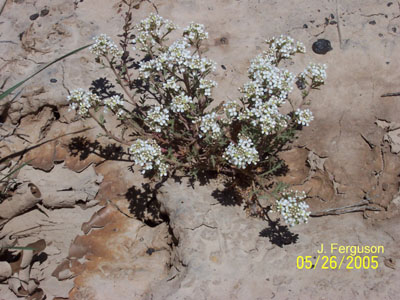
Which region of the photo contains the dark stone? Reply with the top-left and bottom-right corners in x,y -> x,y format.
387,2 -> 393,7
379,33 -> 383,37
220,37 -> 228,44
330,20 -> 337,25
330,13 -> 335,19
386,61 -> 390,65
29,13 -> 39,21
146,248 -> 155,255
50,78 -> 57,83
40,8 -> 49,17
392,27 -> 397,33
221,65 -> 226,70
296,79 -> 306,90
369,20 -> 376,25
312,39 -> 333,54
324,18 -> 329,25
303,24 -> 308,28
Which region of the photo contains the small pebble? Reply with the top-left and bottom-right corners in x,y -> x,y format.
369,20 -> 376,25
330,20 -> 337,25
379,33 -> 383,37
392,27 -> 397,33
146,248 -> 155,255
40,8 -> 49,17
296,79 -> 306,90
221,65 -> 226,70
330,13 -> 335,19
387,2 -> 393,7
303,24 -> 308,28
312,39 -> 333,55
29,13 -> 39,21
50,78 -> 57,83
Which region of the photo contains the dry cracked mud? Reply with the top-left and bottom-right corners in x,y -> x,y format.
1,0 -> 400,299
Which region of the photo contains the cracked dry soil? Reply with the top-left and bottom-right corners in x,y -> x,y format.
1,0 -> 400,299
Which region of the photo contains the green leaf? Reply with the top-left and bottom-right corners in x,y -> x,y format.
99,114 -> 105,125
0,160 -> 32,182
210,155 -> 215,168
0,246 -> 36,251
167,147 -> 173,158
0,44 -> 92,102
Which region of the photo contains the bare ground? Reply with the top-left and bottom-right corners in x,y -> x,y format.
0,0 -> 399,299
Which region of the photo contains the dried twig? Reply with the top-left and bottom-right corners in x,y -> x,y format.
310,200 -> 382,217
381,92 -> 400,97
0,127 -> 94,164
336,0 -> 343,49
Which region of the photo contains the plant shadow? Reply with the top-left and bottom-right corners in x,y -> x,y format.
68,136 -> 130,162
211,184 -> 242,206
259,219 -> 299,248
125,183 -> 167,227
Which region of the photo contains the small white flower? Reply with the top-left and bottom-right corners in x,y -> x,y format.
104,95 -> 124,112
265,35 -> 306,63
223,134 -> 259,169
223,101 -> 240,121
90,34 -> 123,60
298,63 -> 327,86
275,190 -> 310,227
145,105 -> 170,132
199,112 -> 221,139
133,14 -> 177,52
129,139 -> 168,177
67,89 -> 100,116
295,108 -> 313,126
198,79 -> 217,97
163,77 -> 181,93
183,22 -> 209,44
171,93 -> 193,113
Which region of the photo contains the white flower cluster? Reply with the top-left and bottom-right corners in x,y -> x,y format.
245,54 -> 295,101
237,96 -> 286,135
242,102 -> 288,135
198,78 -> 217,97
183,22 -> 208,44
171,93 -> 193,113
223,134 -> 259,169
145,105 -> 170,132
139,39 -> 216,79
132,13 -> 177,51
265,35 -> 306,63
104,95 -> 124,113
275,190 -> 310,227
163,77 -> 181,93
90,34 -> 123,60
67,89 -> 100,116
299,63 -> 327,85
295,108 -> 313,126
198,112 -> 221,139
129,139 -> 168,177
223,101 -> 240,121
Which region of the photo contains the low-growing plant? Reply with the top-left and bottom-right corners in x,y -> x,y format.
67,3 -> 327,227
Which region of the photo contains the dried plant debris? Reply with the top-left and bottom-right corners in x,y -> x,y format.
17,163 -> 103,208
0,239 -> 46,298
0,162 -> 103,299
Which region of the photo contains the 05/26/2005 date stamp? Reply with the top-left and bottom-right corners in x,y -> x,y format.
297,243 -> 384,270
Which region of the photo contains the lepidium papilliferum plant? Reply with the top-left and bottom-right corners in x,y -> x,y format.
67,2 -> 327,228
